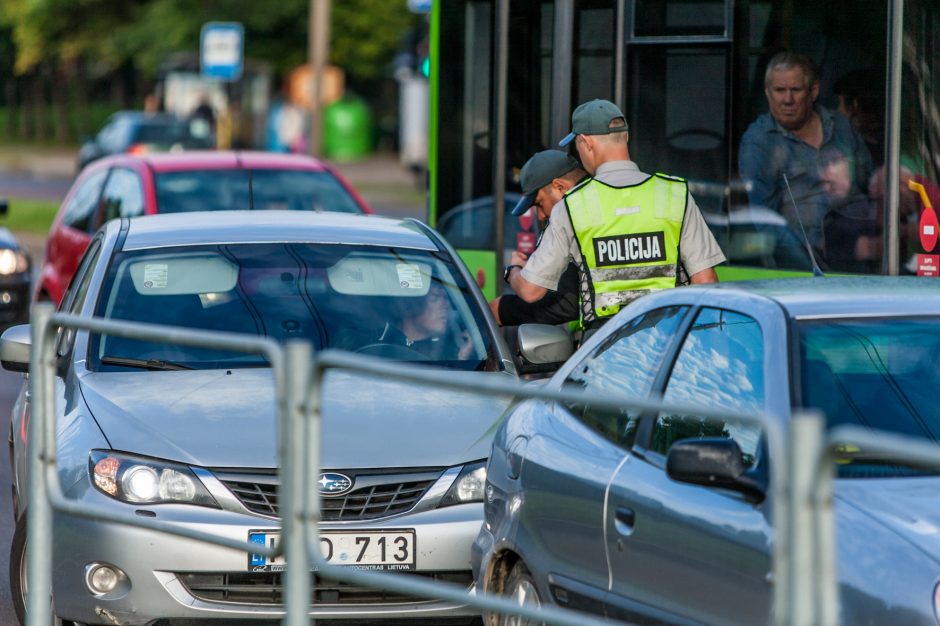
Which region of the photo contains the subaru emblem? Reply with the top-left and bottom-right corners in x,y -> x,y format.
317,472 -> 353,495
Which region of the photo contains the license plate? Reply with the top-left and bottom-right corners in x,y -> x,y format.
248,529 -> 416,572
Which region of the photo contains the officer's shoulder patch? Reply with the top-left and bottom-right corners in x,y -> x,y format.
654,172 -> 686,182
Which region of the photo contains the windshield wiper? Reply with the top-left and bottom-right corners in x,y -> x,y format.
100,356 -> 193,371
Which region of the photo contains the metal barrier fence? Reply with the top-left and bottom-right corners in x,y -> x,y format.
23,304 -> 940,625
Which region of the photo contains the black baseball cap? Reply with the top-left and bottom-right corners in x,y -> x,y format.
558,99 -> 629,147
511,150 -> 580,216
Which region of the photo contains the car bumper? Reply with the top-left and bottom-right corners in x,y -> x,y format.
51,498 -> 484,624
471,523 -> 496,593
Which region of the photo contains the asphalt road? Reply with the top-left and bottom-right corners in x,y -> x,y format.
0,368 -> 23,625
0,173 -> 72,202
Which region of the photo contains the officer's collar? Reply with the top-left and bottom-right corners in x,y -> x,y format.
594,160 -> 640,177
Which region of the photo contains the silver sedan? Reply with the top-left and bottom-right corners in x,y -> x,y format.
3,210 -> 570,624
476,276 -> 940,625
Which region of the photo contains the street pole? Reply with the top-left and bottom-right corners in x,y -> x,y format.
308,0 -> 331,157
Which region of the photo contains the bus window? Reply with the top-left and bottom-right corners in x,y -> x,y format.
893,0 -> 940,276
573,0 -> 617,106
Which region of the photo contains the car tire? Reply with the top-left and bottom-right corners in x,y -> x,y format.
494,561 -> 543,626
10,513 -> 72,626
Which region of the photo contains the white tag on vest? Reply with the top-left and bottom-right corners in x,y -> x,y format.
615,206 -> 641,216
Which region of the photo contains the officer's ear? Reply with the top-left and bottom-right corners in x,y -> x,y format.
550,178 -> 568,193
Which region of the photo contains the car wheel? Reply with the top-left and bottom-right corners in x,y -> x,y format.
10,513 -> 72,626
495,561 -> 543,626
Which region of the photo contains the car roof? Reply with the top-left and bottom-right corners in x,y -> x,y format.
96,150 -> 332,173
118,210 -> 439,251
704,276 -> 940,318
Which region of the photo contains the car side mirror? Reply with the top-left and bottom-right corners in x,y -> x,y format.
511,323 -> 574,375
666,437 -> 765,501
0,324 -> 31,373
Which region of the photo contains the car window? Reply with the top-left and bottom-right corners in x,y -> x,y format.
61,169 -> 108,232
56,237 -> 103,356
562,306 -> 689,447
98,116 -> 133,152
101,168 -> 145,223
651,307 -> 764,467
134,119 -> 212,149
799,316 -> 940,478
89,242 -> 499,372
154,169 -> 364,214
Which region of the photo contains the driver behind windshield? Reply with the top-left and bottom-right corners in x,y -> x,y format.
374,283 -> 473,360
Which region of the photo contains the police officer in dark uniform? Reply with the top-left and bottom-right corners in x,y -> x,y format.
504,100 -> 725,334
489,150 -> 586,326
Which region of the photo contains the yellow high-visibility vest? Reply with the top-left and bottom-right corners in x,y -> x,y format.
565,173 -> 687,322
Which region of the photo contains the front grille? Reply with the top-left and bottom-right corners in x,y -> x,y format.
217,470 -> 440,521
177,570 -> 473,606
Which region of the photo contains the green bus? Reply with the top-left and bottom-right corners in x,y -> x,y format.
426,0 -> 940,299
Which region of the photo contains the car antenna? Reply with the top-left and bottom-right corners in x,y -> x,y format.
782,173 -> 825,277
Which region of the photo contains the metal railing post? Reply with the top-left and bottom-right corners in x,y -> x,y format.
282,341 -> 314,625
787,412 -> 826,626
25,303 -> 55,626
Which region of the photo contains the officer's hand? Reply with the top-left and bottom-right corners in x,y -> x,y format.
510,251 -> 529,266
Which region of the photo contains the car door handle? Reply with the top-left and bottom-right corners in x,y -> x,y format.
614,506 -> 635,536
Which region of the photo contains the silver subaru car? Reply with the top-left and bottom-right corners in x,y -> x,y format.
3,211 -> 570,624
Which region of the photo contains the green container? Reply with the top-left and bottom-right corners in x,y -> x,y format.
323,98 -> 373,162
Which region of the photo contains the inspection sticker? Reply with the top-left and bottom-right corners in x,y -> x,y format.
142,264 -> 169,289
396,264 -> 425,290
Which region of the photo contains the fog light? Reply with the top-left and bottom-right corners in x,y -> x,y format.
88,564 -> 119,593
0,291 -> 11,304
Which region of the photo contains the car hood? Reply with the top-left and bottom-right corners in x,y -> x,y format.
79,368 -> 511,469
0,227 -> 21,249
837,477 -> 940,566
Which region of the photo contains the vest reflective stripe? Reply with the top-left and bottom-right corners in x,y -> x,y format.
565,174 -> 686,321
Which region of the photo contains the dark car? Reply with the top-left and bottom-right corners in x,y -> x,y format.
475,276 -> 940,625
38,151 -> 373,305
0,199 -> 31,328
77,111 -> 214,172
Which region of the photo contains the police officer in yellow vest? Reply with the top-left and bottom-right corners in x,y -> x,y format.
503,99 -> 726,332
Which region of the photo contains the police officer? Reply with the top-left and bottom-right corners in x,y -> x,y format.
504,99 -> 725,333
489,150 -> 586,326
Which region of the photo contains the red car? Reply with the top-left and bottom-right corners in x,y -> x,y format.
38,151 -> 372,304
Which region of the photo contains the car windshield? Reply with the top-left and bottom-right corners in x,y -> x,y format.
154,169 -> 363,214
799,316 -> 940,478
134,121 -> 211,148
90,243 -> 497,372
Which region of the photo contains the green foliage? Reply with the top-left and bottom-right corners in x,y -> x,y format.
0,0 -> 417,81
1,196 -> 58,235
332,0 -> 420,82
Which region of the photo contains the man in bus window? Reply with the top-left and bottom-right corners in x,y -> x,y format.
739,51 -> 873,258
490,150 -> 586,327
502,99 -> 725,336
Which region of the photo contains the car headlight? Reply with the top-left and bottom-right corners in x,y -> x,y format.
0,249 -> 28,275
439,460 -> 487,507
89,450 -> 219,507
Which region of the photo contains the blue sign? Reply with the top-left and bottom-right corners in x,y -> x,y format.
200,22 -> 244,81
407,0 -> 432,13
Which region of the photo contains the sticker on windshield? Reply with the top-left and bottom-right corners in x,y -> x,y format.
396,264 -> 425,290
142,264 -> 169,289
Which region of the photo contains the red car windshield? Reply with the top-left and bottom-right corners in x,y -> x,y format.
154,169 -> 364,214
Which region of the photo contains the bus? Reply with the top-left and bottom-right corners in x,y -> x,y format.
426,0 -> 940,299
